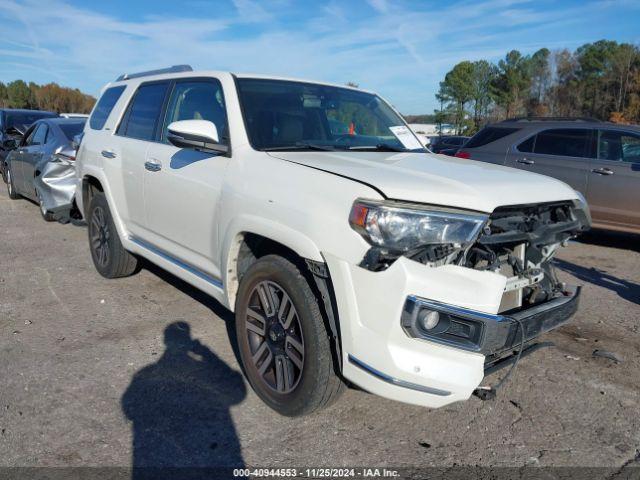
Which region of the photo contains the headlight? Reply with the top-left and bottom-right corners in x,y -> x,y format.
349,199 -> 488,252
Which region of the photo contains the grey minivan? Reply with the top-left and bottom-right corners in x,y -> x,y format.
456,118 -> 640,235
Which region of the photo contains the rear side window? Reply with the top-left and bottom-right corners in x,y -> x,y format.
465,127 -> 519,148
60,121 -> 87,140
118,82 -> 170,141
90,86 -> 126,130
598,130 -> 640,163
534,129 -> 591,158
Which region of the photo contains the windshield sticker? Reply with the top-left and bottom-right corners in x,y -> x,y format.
389,126 -> 422,150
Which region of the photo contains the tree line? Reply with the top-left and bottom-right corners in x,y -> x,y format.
435,39 -> 640,134
0,80 -> 95,114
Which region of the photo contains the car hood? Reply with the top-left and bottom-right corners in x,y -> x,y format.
267,151 -> 579,213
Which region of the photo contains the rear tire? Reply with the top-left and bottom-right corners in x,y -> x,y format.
87,190 -> 138,278
235,255 -> 344,416
6,165 -> 19,199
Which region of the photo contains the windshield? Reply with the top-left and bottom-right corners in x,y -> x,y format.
6,111 -> 57,131
236,78 -> 424,152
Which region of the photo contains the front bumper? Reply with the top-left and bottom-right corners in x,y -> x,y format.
401,285 -> 581,356
325,253 -> 580,408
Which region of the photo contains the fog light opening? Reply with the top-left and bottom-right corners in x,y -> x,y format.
418,309 -> 440,330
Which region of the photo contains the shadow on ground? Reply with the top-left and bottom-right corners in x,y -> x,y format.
555,258 -> 640,306
121,261 -> 248,478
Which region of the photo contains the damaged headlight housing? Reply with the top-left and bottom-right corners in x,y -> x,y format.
349,199 -> 488,253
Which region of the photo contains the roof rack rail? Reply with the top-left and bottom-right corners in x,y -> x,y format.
116,65 -> 193,82
500,116 -> 600,123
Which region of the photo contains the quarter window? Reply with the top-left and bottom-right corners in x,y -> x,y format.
598,130 -> 640,163
533,129 -> 591,158
90,86 -> 126,130
31,124 -> 48,146
118,82 -> 170,141
161,80 -> 228,144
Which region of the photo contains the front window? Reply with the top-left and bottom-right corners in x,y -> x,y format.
236,78 -> 424,152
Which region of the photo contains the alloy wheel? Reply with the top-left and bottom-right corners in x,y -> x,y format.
245,280 -> 305,394
7,170 -> 12,195
89,206 -> 110,267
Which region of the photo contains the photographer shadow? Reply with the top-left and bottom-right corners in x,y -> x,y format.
121,321 -> 246,478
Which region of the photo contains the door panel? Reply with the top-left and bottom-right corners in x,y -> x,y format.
112,81 -> 171,238
587,129 -> 640,229
109,137 -> 149,237
142,78 -> 231,279
143,143 -> 230,278
506,128 -> 592,194
21,124 -> 48,199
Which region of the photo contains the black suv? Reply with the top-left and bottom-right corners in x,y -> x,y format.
0,109 -> 58,182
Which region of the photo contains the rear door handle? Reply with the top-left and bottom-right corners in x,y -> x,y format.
516,158 -> 535,165
101,150 -> 116,159
144,160 -> 161,172
591,168 -> 614,176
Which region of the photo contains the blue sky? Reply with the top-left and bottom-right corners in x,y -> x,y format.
1,0 -> 639,113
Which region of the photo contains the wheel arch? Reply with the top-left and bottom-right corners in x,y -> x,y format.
222,224 -> 343,372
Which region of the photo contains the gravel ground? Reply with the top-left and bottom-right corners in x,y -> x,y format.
1,186 -> 639,477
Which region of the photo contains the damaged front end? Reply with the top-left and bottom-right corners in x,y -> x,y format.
464,200 -> 590,313
354,198 -> 590,313
34,147 -> 77,221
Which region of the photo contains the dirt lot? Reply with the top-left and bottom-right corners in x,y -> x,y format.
1,185 -> 639,477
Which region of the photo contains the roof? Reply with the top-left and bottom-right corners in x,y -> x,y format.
1,108 -> 57,115
46,117 -> 86,125
494,118 -> 640,131
107,67 -> 371,95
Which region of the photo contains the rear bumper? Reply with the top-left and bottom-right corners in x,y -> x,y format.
326,253 -> 580,408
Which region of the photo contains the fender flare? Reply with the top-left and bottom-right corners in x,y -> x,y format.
220,214 -> 324,309
80,168 -> 129,243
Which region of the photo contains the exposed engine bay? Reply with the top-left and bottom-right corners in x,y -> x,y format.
360,200 -> 590,312
465,201 -> 589,311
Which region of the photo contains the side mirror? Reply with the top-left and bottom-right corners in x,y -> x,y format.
167,120 -> 228,154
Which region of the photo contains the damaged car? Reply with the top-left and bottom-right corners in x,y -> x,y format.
76,66 -> 591,416
1,108 -> 59,182
5,117 -> 85,222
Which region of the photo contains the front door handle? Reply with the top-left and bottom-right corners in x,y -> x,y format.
516,158 -> 535,165
144,160 -> 161,172
101,150 -> 116,159
591,167 -> 614,176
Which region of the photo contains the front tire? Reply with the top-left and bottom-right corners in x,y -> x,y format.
87,190 -> 138,278
235,255 -> 343,416
6,165 -> 19,199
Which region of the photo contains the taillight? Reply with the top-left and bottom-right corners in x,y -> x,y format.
455,150 -> 470,159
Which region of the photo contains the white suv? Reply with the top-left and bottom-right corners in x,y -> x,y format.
75,65 -> 590,416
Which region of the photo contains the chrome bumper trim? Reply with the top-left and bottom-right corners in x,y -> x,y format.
348,354 -> 451,397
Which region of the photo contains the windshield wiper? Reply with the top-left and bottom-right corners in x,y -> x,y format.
347,143 -> 415,152
263,143 -> 336,152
